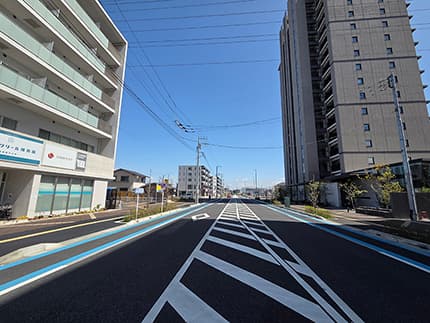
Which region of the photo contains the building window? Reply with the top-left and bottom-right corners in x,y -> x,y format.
386,47 -> 393,55
352,36 -> 359,43
405,139 -> 409,147
368,157 -> 375,165
384,34 -> 391,41
359,92 -> 366,99
350,23 -> 357,30
120,176 -> 129,182
363,123 -> 370,131
347,0 -> 353,4
35,176 -> 93,214
365,139 -> 373,147
397,90 -> 401,98
38,129 -> 95,153
402,122 -> 406,130
353,49 -> 360,57
389,61 -> 396,69
361,107 -> 368,115
379,8 -> 386,15
1,117 -> 17,130
378,0 -> 384,3
357,77 -> 364,85
382,20 -> 389,27
399,106 -> 404,114
355,63 -> 362,71
348,10 -> 354,17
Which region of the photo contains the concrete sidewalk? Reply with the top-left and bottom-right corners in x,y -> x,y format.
290,204 -> 430,245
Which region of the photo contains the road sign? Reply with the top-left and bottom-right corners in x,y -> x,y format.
134,188 -> 144,194
156,184 -> 162,192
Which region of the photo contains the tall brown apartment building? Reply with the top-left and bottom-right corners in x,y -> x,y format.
279,0 -> 430,200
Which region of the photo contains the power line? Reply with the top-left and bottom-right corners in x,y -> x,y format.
113,0 -> 193,124
104,0 -> 256,11
130,38 -> 279,48
113,9 -> 285,22
128,33 -> 278,44
127,58 -> 279,67
122,21 -> 281,32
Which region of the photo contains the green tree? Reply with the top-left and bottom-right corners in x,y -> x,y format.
364,165 -> 403,208
340,179 -> 367,209
306,180 -> 321,208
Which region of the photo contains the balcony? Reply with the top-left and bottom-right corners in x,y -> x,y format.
61,0 -> 122,65
13,0 -> 118,89
0,63 -> 111,138
0,11 -> 115,112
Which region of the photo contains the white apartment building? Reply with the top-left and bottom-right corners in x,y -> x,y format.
0,0 -> 127,218
177,165 -> 211,199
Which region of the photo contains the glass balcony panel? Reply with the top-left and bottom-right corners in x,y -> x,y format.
21,0 -> 106,72
0,11 -> 104,100
0,64 -> 104,133
67,0 -> 109,48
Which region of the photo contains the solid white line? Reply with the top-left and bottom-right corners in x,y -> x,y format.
216,221 -> 243,229
211,227 -> 256,241
167,282 -> 228,322
206,236 -> 276,264
237,203 -> 349,323
242,220 -> 265,227
195,250 -> 333,323
245,202 -> 364,323
142,202 -> 232,322
263,239 -> 284,248
249,227 -> 270,234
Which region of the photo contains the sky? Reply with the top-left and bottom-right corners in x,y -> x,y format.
99,0 -> 430,189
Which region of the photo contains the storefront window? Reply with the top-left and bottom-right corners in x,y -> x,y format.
35,176 -> 56,212
68,179 -> 82,211
36,176 -> 93,214
81,180 -> 93,209
52,177 -> 70,211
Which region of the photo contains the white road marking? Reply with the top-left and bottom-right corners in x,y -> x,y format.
242,202 -> 364,323
206,235 -> 276,264
216,221 -> 244,229
196,250 -> 333,323
166,282 -> 227,322
191,213 -> 210,221
143,200 -> 363,322
211,227 -> 257,241
248,227 -> 270,234
242,220 -> 265,227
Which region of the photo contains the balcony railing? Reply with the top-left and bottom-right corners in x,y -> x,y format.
0,11 -> 108,101
0,63 -> 111,134
21,0 -> 107,74
66,0 -> 122,63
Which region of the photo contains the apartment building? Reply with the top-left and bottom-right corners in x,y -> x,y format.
0,0 -> 127,217
177,165 -> 211,199
280,0 -> 430,200
210,175 -> 224,198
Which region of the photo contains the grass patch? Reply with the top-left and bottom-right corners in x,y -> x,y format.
304,206 -> 332,219
123,203 -> 183,222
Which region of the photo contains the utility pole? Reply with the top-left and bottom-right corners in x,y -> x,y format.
254,169 -> 258,198
195,137 -> 202,204
388,74 -> 418,221
147,169 -> 152,210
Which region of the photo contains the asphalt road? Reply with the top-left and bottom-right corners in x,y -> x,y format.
0,199 -> 429,322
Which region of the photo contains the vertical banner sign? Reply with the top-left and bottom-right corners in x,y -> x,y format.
76,153 -> 87,170
0,129 -> 43,165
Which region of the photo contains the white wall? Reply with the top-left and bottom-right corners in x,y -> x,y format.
92,180 -> 108,209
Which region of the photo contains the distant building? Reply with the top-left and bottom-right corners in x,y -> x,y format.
177,165 -> 211,198
210,175 -> 224,198
109,168 -> 148,192
0,0 -> 127,217
279,0 -> 430,201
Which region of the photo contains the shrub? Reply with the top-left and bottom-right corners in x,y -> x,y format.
304,206 -> 332,219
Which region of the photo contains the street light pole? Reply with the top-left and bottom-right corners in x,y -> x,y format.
388,74 -> 418,221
